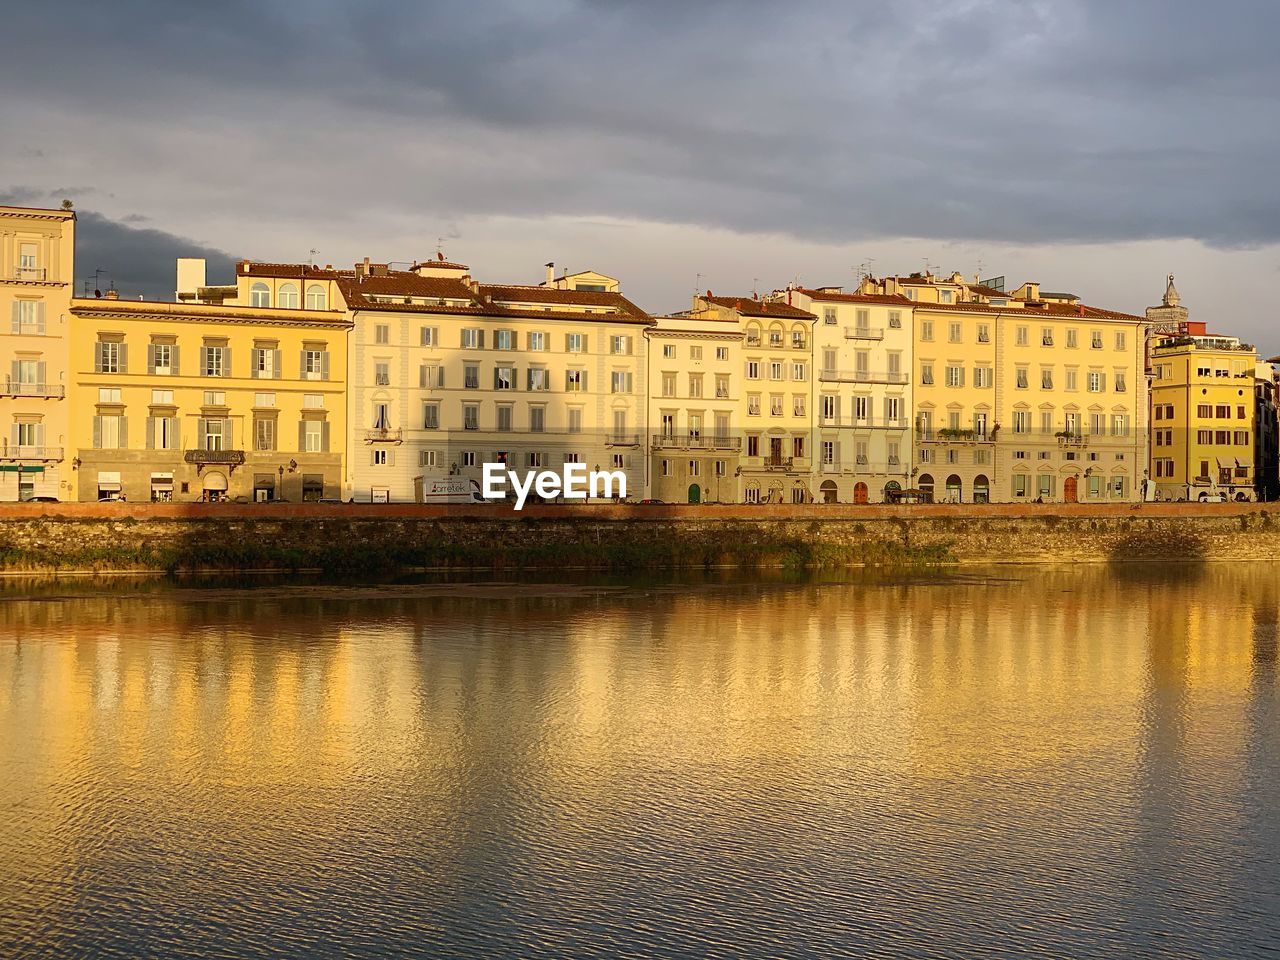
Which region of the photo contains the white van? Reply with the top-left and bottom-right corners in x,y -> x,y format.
413,475 -> 487,504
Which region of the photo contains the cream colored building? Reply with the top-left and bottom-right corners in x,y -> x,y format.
0,205 -> 74,500
861,272 -> 1148,502
68,291 -> 349,503
782,287 -> 913,503
687,295 -> 816,504
645,313 -> 742,503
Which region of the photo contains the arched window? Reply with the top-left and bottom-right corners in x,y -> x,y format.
250,282 -> 270,308
973,474 -> 990,504
305,284 -> 326,310
278,282 -> 299,309
945,474 -> 962,502
820,479 -> 838,504
918,473 -> 935,502
744,481 -> 761,504
746,323 -> 762,346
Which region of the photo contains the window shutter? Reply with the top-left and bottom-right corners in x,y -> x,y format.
94,342 -> 104,372
527,369 -> 534,391
298,420 -> 307,452
321,421 -> 330,453
9,303 -> 17,335
461,330 -> 468,348
9,360 -> 18,387
626,372 -> 634,393
581,371 -> 587,392
147,344 -> 157,375
272,348 -> 282,379
170,344 -> 180,376
200,346 -> 208,374
118,343 -> 128,374
93,415 -> 102,449
477,330 -> 485,350
34,423 -> 44,447
223,347 -> 231,377
146,417 -> 156,450
321,352 -> 330,381
494,367 -> 501,389
36,361 -> 46,389
119,417 -> 128,449
36,303 -> 46,335
299,350 -> 307,378
419,364 -> 427,388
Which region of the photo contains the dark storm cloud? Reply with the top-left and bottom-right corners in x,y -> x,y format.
3,0 -> 1279,248
2,187 -> 238,299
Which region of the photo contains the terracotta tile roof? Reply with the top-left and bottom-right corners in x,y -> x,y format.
238,261 -> 344,280
912,299 -> 1143,321
410,258 -> 470,271
337,273 -> 477,305
794,288 -> 915,306
701,295 -> 815,319
479,284 -> 650,321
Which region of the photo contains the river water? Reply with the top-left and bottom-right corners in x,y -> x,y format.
1,565 -> 1277,959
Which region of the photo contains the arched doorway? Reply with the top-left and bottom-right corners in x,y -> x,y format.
945,474 -> 962,502
1064,475 -> 1078,503
918,473 -> 935,503
853,482 -> 869,504
973,474 -> 990,504
202,472 -> 228,503
883,480 -> 902,503
687,483 -> 701,504
820,480 -> 838,504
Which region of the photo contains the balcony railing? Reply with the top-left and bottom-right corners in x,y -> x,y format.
0,445 -> 62,461
763,455 -> 794,470
1056,433 -> 1088,447
844,326 -> 885,340
917,429 -> 996,444
365,427 -> 404,443
183,449 -> 246,466
0,382 -> 64,398
651,434 -> 742,451
819,417 -> 909,430
605,433 -> 641,447
11,265 -> 47,281
819,369 -> 909,385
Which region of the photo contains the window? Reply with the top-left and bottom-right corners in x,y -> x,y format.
920,363 -> 934,385
494,329 -> 514,350
254,418 -> 276,451
945,365 -> 964,388
250,282 -> 270,307
771,395 -> 784,417
792,329 -> 807,349
661,459 -> 672,478
948,322 -> 962,343
716,347 -> 728,361
688,460 -> 700,477
1066,329 -> 1077,348
252,346 -> 277,379
661,372 -> 676,397
610,335 -> 632,355
940,290 -> 953,304
462,328 -> 483,349
565,369 -> 586,392
1112,415 -> 1129,436
769,361 -> 784,380
1040,368 -> 1053,390
420,326 -> 439,347
792,362 -> 807,381
823,307 -> 837,325
715,375 -> 730,398
566,333 -> 585,353
304,349 -> 327,381
462,451 -> 477,468
374,324 -> 390,345
1115,331 -> 1126,350
464,364 -> 479,389
202,418 -> 225,451
495,366 -> 515,390
746,361 -> 760,380
203,390 -> 226,406
95,341 -> 123,374
1065,369 -> 1078,391
854,396 -> 869,420
974,367 -> 991,388
420,450 -> 438,469
372,449 -> 388,466
1013,410 -> 1030,434
530,406 -> 546,433
793,395 -> 806,417
202,344 -> 228,377
278,283 -> 299,309
689,373 -> 703,398
13,300 -> 45,335
1016,366 -> 1028,389
888,311 -> 902,329
1091,331 -> 1103,349
305,284 -> 326,310
1016,326 -> 1028,347
977,324 -> 989,343
420,364 -> 444,389
527,368 -> 550,391
149,342 -> 176,376
423,403 -> 439,430
463,404 -> 479,430
93,414 -> 126,449
920,320 -> 934,341
610,371 -> 633,394
748,395 -> 760,416
1087,372 -> 1104,392
1114,373 -> 1127,392
663,344 -> 676,359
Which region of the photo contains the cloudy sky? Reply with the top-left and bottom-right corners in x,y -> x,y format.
4,0 -> 1279,349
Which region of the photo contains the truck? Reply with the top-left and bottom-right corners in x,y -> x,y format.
413,475 -> 488,504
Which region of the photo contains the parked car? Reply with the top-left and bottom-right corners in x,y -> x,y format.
25,495 -> 59,503
637,498 -> 666,505
1198,492 -> 1227,503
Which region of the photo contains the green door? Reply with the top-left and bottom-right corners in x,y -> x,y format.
688,483 -> 701,504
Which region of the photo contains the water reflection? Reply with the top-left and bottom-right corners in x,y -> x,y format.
1,567 -> 1277,958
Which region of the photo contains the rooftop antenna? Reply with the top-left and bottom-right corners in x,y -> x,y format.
695,272 -> 704,297
308,248 -> 318,267
437,237 -> 446,258
752,277 -> 760,298
90,267 -> 105,298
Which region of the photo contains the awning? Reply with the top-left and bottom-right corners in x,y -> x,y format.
203,473 -> 228,491
97,482 -> 122,492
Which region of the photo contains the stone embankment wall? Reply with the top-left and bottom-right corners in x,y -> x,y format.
0,502 -> 1277,573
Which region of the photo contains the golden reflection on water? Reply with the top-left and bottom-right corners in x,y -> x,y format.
0,567 -> 1277,958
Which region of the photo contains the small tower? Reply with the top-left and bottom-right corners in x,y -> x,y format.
1146,273 -> 1189,332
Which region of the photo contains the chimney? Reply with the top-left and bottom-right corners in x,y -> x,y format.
355,257 -> 372,278
104,288 -> 119,300
545,262 -> 555,285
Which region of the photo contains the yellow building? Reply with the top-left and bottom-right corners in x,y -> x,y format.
67,295 -> 350,502
688,294 -> 816,504
862,272 -> 1147,502
645,313 -> 742,503
1149,332 -> 1257,501
1,204 -> 75,501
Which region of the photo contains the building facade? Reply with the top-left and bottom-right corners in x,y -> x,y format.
784,287 -> 914,503
859,272 -> 1148,503
68,296 -> 349,502
1,205 -> 74,501
645,313 -> 742,503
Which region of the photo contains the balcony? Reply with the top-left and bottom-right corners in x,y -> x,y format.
844,326 -> 885,340
0,382 -> 64,399
919,429 -> 996,444
819,417 -> 910,430
763,455 -> 794,470
0,445 -> 62,462
818,369 -> 910,385
10,265 -> 47,281
365,427 -> 404,444
605,433 -> 641,447
1056,432 -> 1088,448
651,434 -> 742,451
